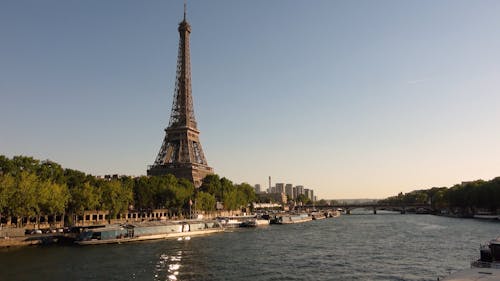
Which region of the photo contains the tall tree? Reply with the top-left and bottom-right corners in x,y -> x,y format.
133,176 -> 156,210
167,178 -> 195,214
235,183 -> 256,204
69,182 -> 100,215
195,192 -> 216,212
200,174 -> 222,200
10,171 -> 39,226
38,160 -> 65,184
0,155 -> 14,174
11,156 -> 40,175
99,180 -> 133,222
0,173 -> 15,223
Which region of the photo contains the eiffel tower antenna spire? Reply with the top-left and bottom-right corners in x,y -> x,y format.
148,3 -> 214,187
183,0 -> 187,21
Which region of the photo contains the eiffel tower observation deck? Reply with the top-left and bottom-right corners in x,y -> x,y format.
147,6 -> 214,187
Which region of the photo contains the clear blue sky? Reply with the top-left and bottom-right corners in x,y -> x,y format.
2,0 -> 500,199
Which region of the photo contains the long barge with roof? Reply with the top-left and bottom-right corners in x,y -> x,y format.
75,220 -> 224,245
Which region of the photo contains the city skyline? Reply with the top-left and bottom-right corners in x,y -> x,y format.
1,1 -> 500,199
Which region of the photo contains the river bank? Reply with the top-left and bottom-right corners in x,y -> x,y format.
0,211 -> 337,248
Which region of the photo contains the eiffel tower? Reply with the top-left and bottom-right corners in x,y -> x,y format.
147,5 -> 214,187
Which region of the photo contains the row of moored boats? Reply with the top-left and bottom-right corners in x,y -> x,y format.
75,211 -> 339,245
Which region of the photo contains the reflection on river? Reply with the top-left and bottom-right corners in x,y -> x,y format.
1,213 -> 499,281
154,250 -> 182,281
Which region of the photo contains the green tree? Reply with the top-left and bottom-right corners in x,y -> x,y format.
10,171 -> 39,226
167,178 -> 195,214
223,188 -> 240,211
0,155 -> 14,175
133,176 -> 156,210
220,177 -> 234,198
200,174 -> 222,200
235,183 -> 256,204
99,180 -> 133,222
69,182 -> 100,215
10,156 -> 40,175
37,180 -> 70,225
157,175 -> 181,209
429,187 -> 448,209
38,160 -> 65,184
195,192 -> 216,212
64,169 -> 88,189
0,173 -> 15,223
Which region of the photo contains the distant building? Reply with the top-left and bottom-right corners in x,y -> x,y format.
269,186 -> 276,193
295,185 -> 304,196
305,189 -> 314,201
273,192 -> 287,204
254,184 -> 261,193
285,184 -> 293,200
259,181 -> 315,204
256,192 -> 287,204
252,202 -> 281,209
275,183 -> 285,194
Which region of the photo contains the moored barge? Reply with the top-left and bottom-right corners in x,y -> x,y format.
75,220 -> 223,245
272,213 -> 312,224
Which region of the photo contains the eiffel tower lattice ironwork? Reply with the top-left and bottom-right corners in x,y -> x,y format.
147,8 -> 213,187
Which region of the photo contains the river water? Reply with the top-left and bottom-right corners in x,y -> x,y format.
1,213 -> 499,281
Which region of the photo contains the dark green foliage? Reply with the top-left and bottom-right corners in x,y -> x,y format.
379,179 -> 500,212
99,179 -> 133,221
0,155 -> 257,224
200,174 -> 222,200
195,192 -> 216,212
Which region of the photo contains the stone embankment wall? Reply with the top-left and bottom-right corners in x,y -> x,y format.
0,227 -> 24,238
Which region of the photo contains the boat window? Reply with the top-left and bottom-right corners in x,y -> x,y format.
91,232 -> 102,240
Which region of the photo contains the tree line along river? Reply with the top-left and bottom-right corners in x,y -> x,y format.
0,212 -> 499,281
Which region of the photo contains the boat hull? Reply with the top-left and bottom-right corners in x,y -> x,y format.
75,221 -> 224,245
274,214 -> 312,224
76,228 -> 224,245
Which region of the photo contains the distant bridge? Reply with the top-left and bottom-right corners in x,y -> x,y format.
297,203 -> 433,214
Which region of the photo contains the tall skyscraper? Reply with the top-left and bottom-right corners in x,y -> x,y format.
275,183 -> 285,194
285,184 -> 293,199
254,184 -> 261,193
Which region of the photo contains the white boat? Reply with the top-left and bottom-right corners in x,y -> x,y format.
220,219 -> 241,228
473,214 -> 499,220
273,213 -> 312,224
329,210 -> 341,218
239,218 -> 270,227
311,212 -> 327,220
216,215 -> 256,228
75,220 -> 224,245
